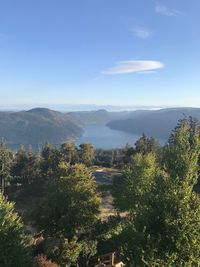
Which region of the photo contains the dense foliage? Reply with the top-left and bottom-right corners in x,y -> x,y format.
0,193 -> 31,267
1,117 -> 200,266
113,118 -> 200,266
33,163 -> 100,237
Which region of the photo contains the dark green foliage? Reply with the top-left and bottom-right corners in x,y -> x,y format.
33,164 -> 100,237
0,193 -> 32,267
122,135 -> 160,164
113,119 -> 200,266
51,237 -> 83,267
80,239 -> 97,267
113,152 -> 158,213
78,143 -> 94,166
0,140 -> 11,192
92,216 -> 125,257
164,117 -> 200,185
11,146 -> 40,185
94,149 -> 114,167
60,141 -> 77,165
40,144 -> 61,180
94,148 -> 125,167
134,133 -> 160,155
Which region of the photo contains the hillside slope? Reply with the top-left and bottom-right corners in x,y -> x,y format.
66,109 -> 128,125
0,108 -> 83,144
107,108 -> 200,139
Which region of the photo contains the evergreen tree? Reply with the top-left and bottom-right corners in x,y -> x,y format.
60,141 -> 77,165
114,119 -> 200,266
33,164 -> 100,237
40,144 -> 61,180
134,133 -> 160,155
12,146 -> 40,184
0,193 -> 31,267
78,143 -> 94,166
0,140 -> 11,193
113,152 -> 158,214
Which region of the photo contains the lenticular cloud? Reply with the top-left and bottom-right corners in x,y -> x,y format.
102,60 -> 164,75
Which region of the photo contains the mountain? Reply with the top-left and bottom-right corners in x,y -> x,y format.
107,108 -> 200,140
0,108 -> 83,145
1,107 -> 200,147
66,109 -> 128,125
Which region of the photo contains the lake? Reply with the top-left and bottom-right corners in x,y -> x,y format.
76,124 -> 143,149
7,124 -> 165,151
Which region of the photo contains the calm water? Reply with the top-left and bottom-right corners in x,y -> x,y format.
7,124 -> 165,151
76,124 -> 143,149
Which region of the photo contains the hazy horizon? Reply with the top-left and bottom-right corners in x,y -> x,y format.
0,103 -> 194,112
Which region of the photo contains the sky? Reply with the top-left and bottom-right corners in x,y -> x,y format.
0,0 -> 200,109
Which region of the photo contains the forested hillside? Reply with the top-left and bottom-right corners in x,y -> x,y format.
1,118 -> 200,266
0,108 -> 83,144
107,108 -> 200,139
2,107 -> 200,146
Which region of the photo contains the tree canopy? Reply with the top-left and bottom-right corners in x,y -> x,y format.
113,118 -> 200,266
0,193 -> 31,267
33,163 -> 100,237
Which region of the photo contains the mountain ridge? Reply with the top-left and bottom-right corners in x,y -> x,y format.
107,107 -> 200,139
0,108 -> 83,144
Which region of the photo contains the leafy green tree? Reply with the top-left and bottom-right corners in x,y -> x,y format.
52,237 -> 82,267
164,117 -> 200,185
113,152 -> 158,213
78,143 -> 94,166
33,164 -> 100,237
60,141 -> 77,165
114,119 -> 200,266
40,144 -> 61,180
0,140 -> 11,193
0,193 -> 31,267
12,146 -> 40,184
123,144 -> 135,164
80,239 -> 97,267
94,149 -> 114,167
122,135 -> 160,164
134,133 -> 160,155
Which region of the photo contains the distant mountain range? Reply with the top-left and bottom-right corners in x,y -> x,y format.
0,104 -> 167,112
0,107 -> 200,146
66,109 -> 127,125
107,108 -> 200,139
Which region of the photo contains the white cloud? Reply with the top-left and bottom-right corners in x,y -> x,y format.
155,3 -> 182,16
102,60 -> 164,75
130,26 -> 152,39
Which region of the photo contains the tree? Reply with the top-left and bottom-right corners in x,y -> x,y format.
12,146 -> 40,185
164,117 -> 200,185
78,144 -> 94,166
113,152 -> 158,213
33,164 -> 100,237
0,140 -> 11,193
60,141 -> 77,165
0,193 -> 31,267
114,119 -> 200,266
52,237 -> 82,267
134,133 -> 160,155
80,239 -> 97,267
40,144 -> 61,180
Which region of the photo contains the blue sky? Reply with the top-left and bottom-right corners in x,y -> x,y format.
0,0 -> 200,108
